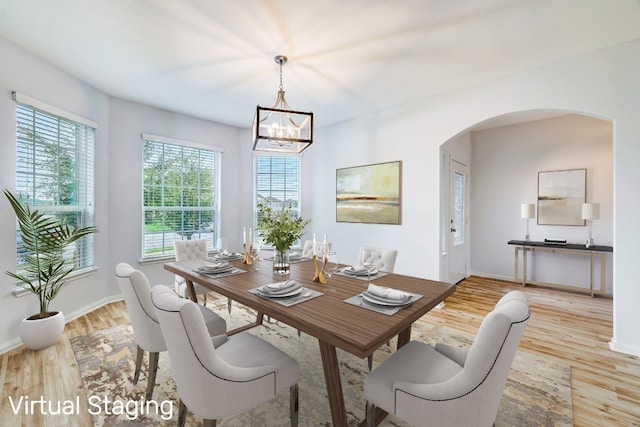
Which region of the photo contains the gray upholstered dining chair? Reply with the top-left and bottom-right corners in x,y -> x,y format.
115,262 -> 227,400
173,239 -> 212,304
358,246 -> 398,273
301,239 -> 333,258
363,290 -> 530,427
359,246 -> 398,370
151,285 -> 300,427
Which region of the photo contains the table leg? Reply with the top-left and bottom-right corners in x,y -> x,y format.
397,326 -> 412,348
589,252 -> 594,297
522,246 -> 528,286
318,341 -> 348,427
185,279 -> 197,302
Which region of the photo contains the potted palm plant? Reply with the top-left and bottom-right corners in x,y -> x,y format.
256,203 -> 310,275
4,190 -> 98,350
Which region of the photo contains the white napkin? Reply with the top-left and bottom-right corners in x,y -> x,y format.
366,284 -> 411,302
346,265 -> 368,274
258,280 -> 300,295
198,261 -> 230,273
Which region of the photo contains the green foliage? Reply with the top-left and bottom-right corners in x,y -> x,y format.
142,141 -> 216,234
4,190 -> 99,318
256,204 -> 310,253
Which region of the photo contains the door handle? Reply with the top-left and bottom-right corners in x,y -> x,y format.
450,228 -> 457,233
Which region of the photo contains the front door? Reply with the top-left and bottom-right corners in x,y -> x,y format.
448,159 -> 468,284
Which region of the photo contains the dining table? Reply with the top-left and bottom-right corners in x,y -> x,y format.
164,256 -> 456,427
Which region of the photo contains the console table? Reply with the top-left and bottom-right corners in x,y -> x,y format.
508,240 -> 613,296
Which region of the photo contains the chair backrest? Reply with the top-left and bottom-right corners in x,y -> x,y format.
359,247 -> 398,272
174,239 -> 208,261
301,239 -> 333,258
114,262 -> 166,352
396,290 -> 530,426
151,285 -> 276,419
460,291 -> 530,424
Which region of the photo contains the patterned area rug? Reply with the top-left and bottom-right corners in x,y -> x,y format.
71,300 -> 572,426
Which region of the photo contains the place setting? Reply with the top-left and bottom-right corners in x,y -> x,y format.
191,260 -> 247,278
208,250 -> 244,261
248,279 -> 323,307
335,264 -> 388,281
345,283 -> 422,315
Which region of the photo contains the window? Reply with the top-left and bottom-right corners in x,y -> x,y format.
15,99 -> 96,273
142,136 -> 221,258
254,156 -> 302,244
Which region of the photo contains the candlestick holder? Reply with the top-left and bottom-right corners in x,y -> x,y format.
312,254 -> 327,284
242,243 -> 253,265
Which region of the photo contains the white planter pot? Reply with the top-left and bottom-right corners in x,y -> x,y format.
20,311 -> 65,350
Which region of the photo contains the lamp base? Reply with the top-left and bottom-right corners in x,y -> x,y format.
524,234 -> 530,242
585,238 -> 595,248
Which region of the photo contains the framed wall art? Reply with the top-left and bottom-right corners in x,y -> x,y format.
537,168 -> 586,226
336,161 -> 401,224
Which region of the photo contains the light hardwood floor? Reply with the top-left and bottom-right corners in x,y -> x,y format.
1,276 -> 639,426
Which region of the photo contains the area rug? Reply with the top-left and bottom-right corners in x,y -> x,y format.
71,301 -> 572,426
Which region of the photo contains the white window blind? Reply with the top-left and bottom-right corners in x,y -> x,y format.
254,156 -> 302,244
15,102 -> 96,272
142,138 -> 221,258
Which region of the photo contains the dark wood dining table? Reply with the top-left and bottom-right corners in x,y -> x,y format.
164,257 -> 456,427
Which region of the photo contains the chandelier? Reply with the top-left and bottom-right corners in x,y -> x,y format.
253,55 -> 313,153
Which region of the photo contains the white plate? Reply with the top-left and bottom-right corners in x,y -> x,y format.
362,292 -> 411,306
198,266 -> 235,274
258,287 -> 302,298
347,268 -> 378,276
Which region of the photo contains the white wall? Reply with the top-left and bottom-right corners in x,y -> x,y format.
0,37 -> 112,351
106,97 -> 247,288
311,41 -> 640,356
470,114 -> 613,293
0,38 -> 250,352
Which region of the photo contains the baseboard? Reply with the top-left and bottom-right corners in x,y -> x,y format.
468,271 -> 514,282
609,339 -> 640,358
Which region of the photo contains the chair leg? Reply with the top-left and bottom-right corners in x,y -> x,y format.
146,351 -> 160,400
290,384 -> 299,427
203,292 -> 208,305
367,354 -> 373,371
365,400 -> 376,427
227,297 -> 232,314
178,399 -> 187,427
133,346 -> 144,384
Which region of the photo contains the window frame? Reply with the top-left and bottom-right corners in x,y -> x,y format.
141,134 -> 222,260
253,154 -> 303,248
12,92 -> 97,277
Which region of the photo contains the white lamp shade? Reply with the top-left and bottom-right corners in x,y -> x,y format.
582,203 -> 600,220
521,203 -> 535,219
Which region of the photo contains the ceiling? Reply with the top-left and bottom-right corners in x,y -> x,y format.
1,0 -> 639,129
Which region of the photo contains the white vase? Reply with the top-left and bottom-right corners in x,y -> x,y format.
20,311 -> 65,350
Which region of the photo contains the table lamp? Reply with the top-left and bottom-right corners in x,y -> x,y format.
521,203 -> 535,241
582,203 -> 600,248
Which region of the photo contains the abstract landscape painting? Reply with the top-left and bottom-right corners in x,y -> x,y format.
336,161 -> 401,224
537,169 -> 586,226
